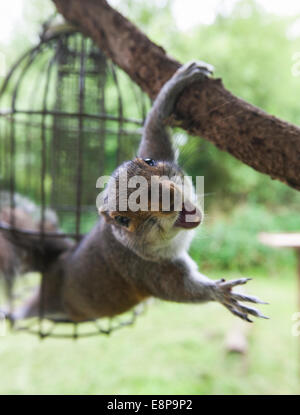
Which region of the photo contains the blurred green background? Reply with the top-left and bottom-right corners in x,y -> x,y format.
0,0 -> 299,395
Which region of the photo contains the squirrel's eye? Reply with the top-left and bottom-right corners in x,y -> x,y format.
143,158 -> 156,166
114,216 -> 130,228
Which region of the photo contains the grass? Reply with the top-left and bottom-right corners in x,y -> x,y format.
0,271 -> 299,395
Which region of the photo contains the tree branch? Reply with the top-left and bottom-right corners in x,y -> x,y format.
53,0 -> 300,191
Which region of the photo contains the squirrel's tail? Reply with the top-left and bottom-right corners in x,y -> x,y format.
0,199 -> 73,302
0,224 -> 74,273
0,223 -> 74,320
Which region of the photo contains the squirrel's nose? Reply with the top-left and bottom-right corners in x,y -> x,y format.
153,180 -> 183,213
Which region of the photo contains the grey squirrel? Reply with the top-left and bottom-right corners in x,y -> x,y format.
2,62 -> 268,323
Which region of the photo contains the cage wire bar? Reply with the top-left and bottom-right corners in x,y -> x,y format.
0,20 -> 149,339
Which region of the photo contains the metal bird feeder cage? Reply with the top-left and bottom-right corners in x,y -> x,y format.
0,19 -> 149,338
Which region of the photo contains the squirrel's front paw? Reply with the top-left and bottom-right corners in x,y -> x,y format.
212,278 -> 269,323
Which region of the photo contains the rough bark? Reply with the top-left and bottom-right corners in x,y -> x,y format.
53,0 -> 300,191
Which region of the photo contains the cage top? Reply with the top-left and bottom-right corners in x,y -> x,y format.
0,21 -> 145,127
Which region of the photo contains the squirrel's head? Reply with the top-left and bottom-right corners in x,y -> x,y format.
98,158 -> 202,260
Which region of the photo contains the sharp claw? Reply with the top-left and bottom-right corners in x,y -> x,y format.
215,276 -> 269,322
224,304 -> 253,323
232,292 -> 269,305
221,277 -> 252,288
234,303 -> 270,320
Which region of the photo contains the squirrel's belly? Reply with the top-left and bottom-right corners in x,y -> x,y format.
62,268 -> 149,322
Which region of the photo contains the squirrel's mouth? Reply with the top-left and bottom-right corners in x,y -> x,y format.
174,204 -> 202,229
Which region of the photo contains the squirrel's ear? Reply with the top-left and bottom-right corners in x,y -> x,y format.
98,207 -> 114,224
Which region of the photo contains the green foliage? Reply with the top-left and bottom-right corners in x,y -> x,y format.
190,204 -> 298,272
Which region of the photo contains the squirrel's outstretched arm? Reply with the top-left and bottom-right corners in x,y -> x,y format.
142,254 -> 268,323
138,62 -> 213,162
